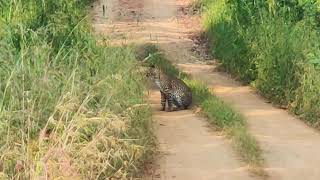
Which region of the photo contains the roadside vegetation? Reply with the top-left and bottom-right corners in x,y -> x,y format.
0,0 -> 154,179
141,44 -> 266,177
197,0 -> 320,128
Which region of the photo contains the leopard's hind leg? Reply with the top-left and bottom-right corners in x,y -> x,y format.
166,93 -> 174,112
173,97 -> 184,111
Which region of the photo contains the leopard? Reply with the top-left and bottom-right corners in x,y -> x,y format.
146,67 -> 192,112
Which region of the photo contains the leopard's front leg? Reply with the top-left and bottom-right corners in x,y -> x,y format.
166,93 -> 173,112
160,91 -> 166,111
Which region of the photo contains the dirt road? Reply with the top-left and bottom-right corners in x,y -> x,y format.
91,0 -> 320,180
148,91 -> 254,179
179,63 -> 320,180
91,0 -> 254,179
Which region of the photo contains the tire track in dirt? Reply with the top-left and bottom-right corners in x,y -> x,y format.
91,0 -> 256,179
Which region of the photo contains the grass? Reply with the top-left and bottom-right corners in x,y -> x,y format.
141,44 -> 266,177
0,0 -> 154,179
188,81 -> 266,177
199,0 -> 320,129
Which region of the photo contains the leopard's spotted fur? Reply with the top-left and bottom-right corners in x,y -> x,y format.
147,68 -> 192,111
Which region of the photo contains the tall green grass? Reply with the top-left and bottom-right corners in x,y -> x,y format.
201,0 -> 320,127
0,1 -> 153,179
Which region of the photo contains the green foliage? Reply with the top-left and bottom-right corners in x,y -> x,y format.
202,0 -> 320,125
202,96 -> 244,128
0,0 -> 153,179
186,80 -> 211,105
203,0 -> 257,82
0,0 -> 93,51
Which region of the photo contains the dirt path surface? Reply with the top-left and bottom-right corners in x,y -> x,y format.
179,63 -> 320,180
148,92 -> 254,180
91,0 -> 255,179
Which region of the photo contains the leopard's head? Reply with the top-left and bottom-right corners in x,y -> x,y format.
146,66 -> 160,79
146,67 -> 162,87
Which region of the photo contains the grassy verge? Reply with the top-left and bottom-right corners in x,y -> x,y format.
198,0 -> 320,128
0,1 -> 154,179
188,81 -> 266,177
140,44 -> 266,177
